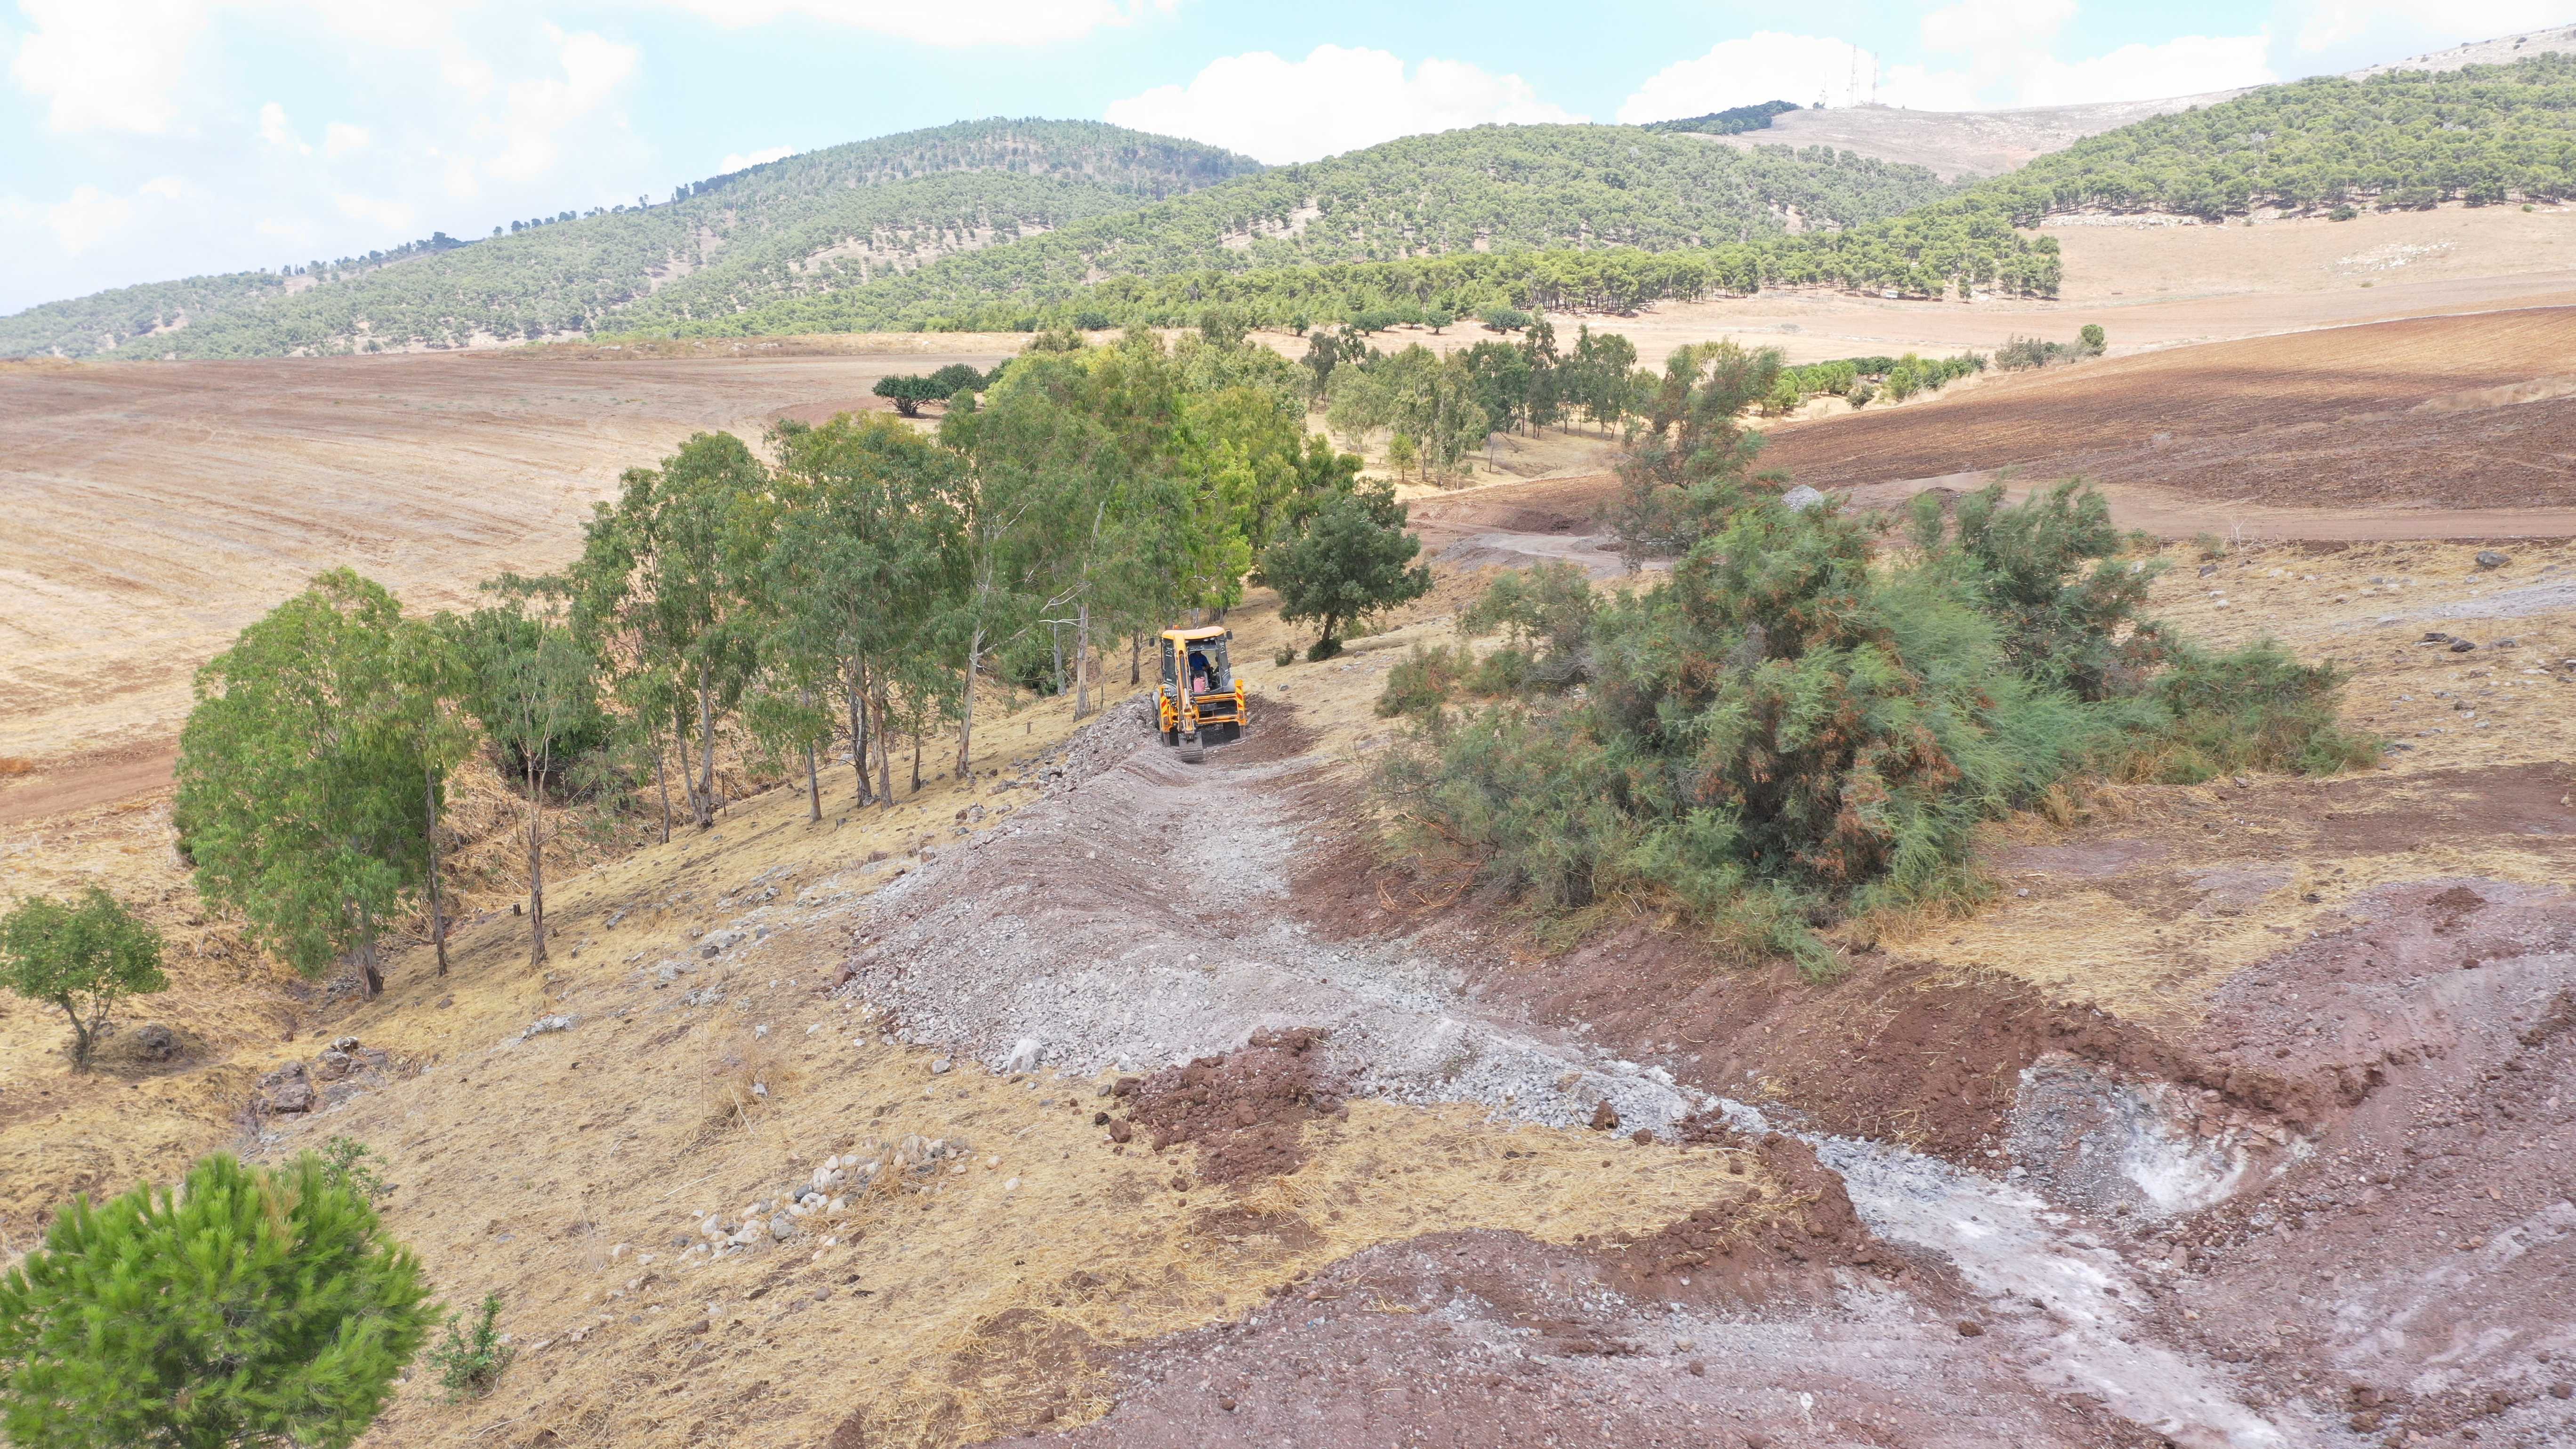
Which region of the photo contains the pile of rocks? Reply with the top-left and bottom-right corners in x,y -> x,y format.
676,1135 -> 969,1260
255,1036 -> 391,1115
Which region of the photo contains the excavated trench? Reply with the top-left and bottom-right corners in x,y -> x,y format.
829,701 -> 2576,1449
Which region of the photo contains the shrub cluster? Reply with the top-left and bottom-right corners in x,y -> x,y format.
1380,345 -> 2375,972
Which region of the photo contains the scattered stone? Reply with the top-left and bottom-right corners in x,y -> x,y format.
130,1023 -> 180,1063
2450,639 -> 2476,652
770,1216 -> 796,1241
1956,1320 -> 1985,1337
258,1062 -> 315,1114
2476,550 -> 2511,570
1589,1101 -> 1621,1132
522,1014 -> 576,1040
1001,1037 -> 1044,1073
1779,484 -> 1825,512
930,1056 -> 953,1076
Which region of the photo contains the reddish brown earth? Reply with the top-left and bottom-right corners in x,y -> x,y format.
1754,307 -> 2576,510
1115,1027 -> 1347,1183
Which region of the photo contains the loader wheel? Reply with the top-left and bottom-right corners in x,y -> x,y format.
1181,731 -> 1205,764
1163,728 -> 1178,748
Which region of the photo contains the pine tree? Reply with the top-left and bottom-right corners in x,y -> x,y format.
0,1153 -> 434,1449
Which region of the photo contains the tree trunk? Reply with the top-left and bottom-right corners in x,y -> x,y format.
1074,598 -> 1092,719
1049,625 -> 1065,700
653,732 -> 672,845
526,759 -> 548,966
59,999 -> 94,1070
424,765 -> 449,977
695,662 -> 717,828
911,732 -> 923,793
954,627 -> 982,780
874,690 -> 895,805
845,660 -> 872,806
1130,632 -> 1141,686
358,903 -> 385,997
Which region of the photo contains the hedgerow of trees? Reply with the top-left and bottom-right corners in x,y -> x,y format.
1644,100 -> 1802,136
1379,340 -> 2377,973
169,323 -> 1383,996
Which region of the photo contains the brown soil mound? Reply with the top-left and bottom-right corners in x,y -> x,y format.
994,1226 -> 2161,1449
1601,1132 -> 1891,1308
1117,1027 -> 1346,1183
1753,305 -> 2576,510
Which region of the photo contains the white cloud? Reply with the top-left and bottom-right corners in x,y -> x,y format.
719,145 -> 796,173
45,185 -> 137,254
1618,32 -> 1884,122
254,216 -> 309,243
2290,1 -> 2568,53
139,175 -> 191,201
334,192 -> 415,230
656,0 -> 1177,47
1107,45 -> 1582,164
11,0 -> 209,134
1623,5 -> 2273,119
487,26 -> 640,183
2009,33 -> 2275,106
323,121 -> 371,157
258,101 -> 310,153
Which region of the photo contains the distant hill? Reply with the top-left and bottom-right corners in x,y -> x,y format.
640,124 -> 1958,336
0,120 -> 1259,361
1975,52 -> 2576,220
1693,24 -> 2576,183
1691,93 -> 2252,182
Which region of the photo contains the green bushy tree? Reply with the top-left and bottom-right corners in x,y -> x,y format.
175,570 -> 435,995
0,1153 -> 434,1449
0,888 -> 167,1069
1260,478 -> 1432,660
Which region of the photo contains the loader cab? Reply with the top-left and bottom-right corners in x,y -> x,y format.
1154,625 -> 1248,763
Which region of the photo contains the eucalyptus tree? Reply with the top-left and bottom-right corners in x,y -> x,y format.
765,414 -> 966,807
566,433 -> 774,831
175,570 -> 433,995
445,589 -> 602,965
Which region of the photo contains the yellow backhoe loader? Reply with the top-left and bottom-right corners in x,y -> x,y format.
1155,625 -> 1247,764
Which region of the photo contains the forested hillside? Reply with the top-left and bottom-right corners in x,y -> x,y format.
18,47 -> 2573,359
0,120 -> 1258,361
0,271 -> 289,360
633,126 -> 1959,334
1982,52 -> 2576,219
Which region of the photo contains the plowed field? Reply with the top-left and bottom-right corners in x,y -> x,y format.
0,346 -> 1002,781
1756,305 -> 2576,509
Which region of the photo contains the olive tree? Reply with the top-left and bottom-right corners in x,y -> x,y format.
0,888 -> 166,1069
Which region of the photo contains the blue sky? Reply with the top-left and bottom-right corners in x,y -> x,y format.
2,0 -> 2563,313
